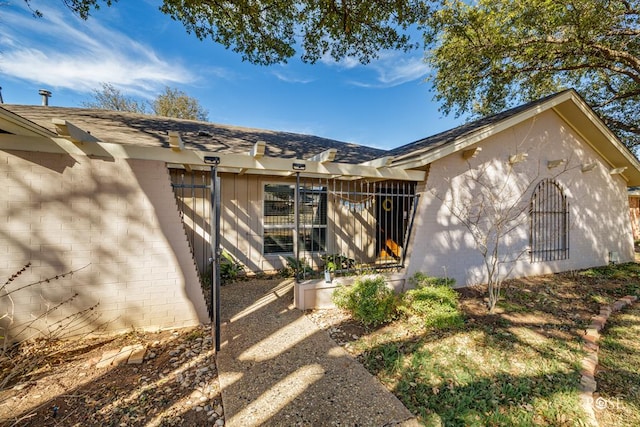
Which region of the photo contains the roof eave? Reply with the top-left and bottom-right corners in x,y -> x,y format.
0,106 -> 59,138
392,90 -> 640,186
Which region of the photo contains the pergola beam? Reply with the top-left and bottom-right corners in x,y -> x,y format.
168,131 -> 185,152
249,141 -> 266,158
360,156 -> 394,168
0,133 -> 426,181
308,148 -> 337,163
52,119 -> 99,144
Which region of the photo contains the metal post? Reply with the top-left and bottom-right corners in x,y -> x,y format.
294,172 -> 301,282
210,166 -> 221,352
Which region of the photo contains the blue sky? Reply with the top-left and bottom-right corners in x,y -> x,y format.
0,1 -> 466,150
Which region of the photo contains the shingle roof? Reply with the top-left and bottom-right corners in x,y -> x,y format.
388,91 -> 572,161
0,105 -> 387,164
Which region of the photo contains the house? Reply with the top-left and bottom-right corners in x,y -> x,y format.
629,188 -> 640,241
1,89 -> 639,340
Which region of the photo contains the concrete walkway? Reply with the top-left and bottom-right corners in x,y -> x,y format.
216,278 -> 419,427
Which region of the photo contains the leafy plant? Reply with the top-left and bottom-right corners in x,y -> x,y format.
220,250 -> 244,283
399,273 -> 464,329
200,250 -> 244,288
322,253 -> 356,272
332,276 -> 399,326
280,256 -> 314,279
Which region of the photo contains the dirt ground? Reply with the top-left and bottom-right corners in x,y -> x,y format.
0,325 -> 221,427
1,266 -> 637,427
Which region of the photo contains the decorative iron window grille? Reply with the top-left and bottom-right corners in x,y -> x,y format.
263,183 -> 327,254
530,179 -> 569,262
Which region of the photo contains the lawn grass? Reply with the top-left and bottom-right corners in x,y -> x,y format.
595,304 -> 640,427
338,263 -> 640,426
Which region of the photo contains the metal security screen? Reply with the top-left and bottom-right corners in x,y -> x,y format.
263,183 -> 327,254
530,179 -> 569,262
169,169 -> 212,273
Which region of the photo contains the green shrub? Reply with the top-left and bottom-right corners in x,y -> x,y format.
220,250 -> 244,283
332,276 -> 399,326
279,256 -> 314,279
400,273 -> 464,329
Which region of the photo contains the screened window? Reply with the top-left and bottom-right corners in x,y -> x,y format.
263,183 -> 327,254
530,179 -> 569,262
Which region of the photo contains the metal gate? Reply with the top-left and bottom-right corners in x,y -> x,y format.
169,167 -> 220,351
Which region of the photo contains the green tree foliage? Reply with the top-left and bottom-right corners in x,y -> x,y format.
82,82 -> 147,113
25,0 -> 113,19
425,0 -> 640,150
151,87 -> 208,121
37,0 -> 430,65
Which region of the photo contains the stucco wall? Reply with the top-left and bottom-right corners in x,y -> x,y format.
405,110 -> 634,287
0,149 -> 209,341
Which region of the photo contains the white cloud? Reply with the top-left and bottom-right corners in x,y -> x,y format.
271,70 -> 314,84
321,51 -> 429,88
0,4 -> 194,97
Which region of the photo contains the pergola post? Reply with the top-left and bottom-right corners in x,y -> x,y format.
294,171 -> 301,282
206,156 -> 221,352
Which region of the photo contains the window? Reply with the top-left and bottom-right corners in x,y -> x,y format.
530,179 -> 569,262
263,183 -> 327,254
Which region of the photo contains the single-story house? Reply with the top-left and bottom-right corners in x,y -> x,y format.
1,89 -> 639,340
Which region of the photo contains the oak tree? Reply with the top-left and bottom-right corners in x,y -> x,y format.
28,0 -> 431,65
425,0 -> 640,149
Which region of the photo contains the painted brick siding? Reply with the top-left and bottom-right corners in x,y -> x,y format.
405,110 -> 634,287
0,150 -> 208,341
629,196 -> 640,241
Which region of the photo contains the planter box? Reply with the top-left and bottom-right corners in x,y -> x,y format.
294,272 -> 407,310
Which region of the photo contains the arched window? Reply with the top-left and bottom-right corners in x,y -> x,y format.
530,179 -> 569,262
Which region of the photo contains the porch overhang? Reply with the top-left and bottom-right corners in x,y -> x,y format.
0,119 -> 426,182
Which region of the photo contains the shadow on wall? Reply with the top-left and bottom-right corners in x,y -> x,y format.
409,115 -> 633,287
0,149 -> 207,342
128,159 -> 209,324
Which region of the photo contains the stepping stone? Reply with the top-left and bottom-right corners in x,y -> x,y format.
113,345 -> 136,366
96,346 -> 138,368
96,349 -> 121,369
128,344 -> 146,365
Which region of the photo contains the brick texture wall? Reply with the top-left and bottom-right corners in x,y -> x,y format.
405,110 -> 635,287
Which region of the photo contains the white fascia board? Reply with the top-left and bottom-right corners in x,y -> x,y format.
0,108 -> 58,138
391,91 -> 576,170
0,133 -> 425,181
557,92 -> 640,172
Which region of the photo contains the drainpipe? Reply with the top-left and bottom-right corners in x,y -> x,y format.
38,89 -> 52,106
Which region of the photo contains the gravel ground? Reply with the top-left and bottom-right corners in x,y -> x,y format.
217,278 -> 419,427
0,325 -> 223,427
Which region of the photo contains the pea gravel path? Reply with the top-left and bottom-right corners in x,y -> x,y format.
216,278 -> 419,427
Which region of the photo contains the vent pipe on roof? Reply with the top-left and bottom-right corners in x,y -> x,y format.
0,86 -> 3,104
38,89 -> 52,106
